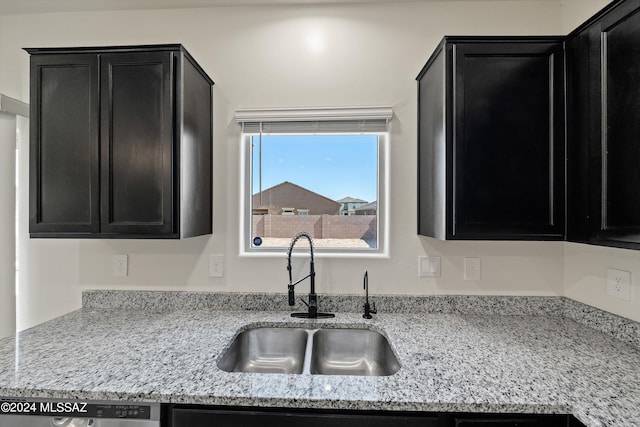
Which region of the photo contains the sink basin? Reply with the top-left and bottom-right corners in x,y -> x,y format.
217,326 -> 400,376
310,328 -> 400,376
217,327 -> 309,374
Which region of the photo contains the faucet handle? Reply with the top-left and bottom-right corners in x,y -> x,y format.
363,301 -> 376,319
288,284 -> 295,306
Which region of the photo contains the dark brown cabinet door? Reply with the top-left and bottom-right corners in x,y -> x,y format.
567,0 -> 640,249
417,38 -> 565,240
100,52 -> 174,235
453,42 -> 564,239
26,45 -> 213,239
171,407 -> 447,427
29,53 -> 100,235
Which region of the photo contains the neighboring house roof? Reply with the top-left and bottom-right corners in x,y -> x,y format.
253,181 -> 341,215
337,196 -> 368,204
356,201 -> 377,211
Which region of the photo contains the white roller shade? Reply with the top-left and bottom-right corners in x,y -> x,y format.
235,106 -> 392,134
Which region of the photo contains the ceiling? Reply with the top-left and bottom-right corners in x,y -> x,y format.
0,0 -> 531,15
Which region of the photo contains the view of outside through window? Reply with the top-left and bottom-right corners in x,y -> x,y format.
251,134 -> 379,250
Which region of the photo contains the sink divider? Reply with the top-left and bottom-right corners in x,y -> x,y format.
301,329 -> 317,375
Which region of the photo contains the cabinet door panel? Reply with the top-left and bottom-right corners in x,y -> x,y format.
29,54 -> 99,235
101,52 -> 174,235
601,9 -> 640,240
453,43 -> 564,239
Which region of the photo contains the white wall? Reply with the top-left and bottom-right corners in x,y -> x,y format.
565,243 -> 640,323
0,0 -> 614,330
0,111 -> 16,338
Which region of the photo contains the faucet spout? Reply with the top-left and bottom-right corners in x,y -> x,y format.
286,231 -> 334,319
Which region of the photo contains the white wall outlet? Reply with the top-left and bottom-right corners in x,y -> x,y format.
113,254 -> 128,277
607,268 -> 631,301
464,257 -> 481,281
419,256 -> 441,278
209,254 -> 224,278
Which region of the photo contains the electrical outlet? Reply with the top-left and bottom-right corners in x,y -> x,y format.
419,256 -> 441,278
607,268 -> 631,300
464,257 -> 481,281
113,254 -> 128,277
209,254 -> 224,278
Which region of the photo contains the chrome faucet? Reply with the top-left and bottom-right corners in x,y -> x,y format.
363,270 -> 377,319
287,231 -> 335,319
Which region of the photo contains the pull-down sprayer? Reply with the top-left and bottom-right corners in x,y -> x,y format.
286,231 -> 334,319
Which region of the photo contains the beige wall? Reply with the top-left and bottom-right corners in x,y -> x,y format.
560,0 -> 610,33
1,0 -> 635,329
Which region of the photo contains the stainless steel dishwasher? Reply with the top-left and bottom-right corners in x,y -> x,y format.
0,397 -> 160,427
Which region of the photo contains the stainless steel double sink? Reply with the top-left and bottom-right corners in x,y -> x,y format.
217,326 -> 400,376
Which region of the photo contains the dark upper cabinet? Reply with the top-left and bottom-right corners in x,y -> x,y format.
567,0 -> 640,250
26,45 -> 213,238
417,37 -> 565,240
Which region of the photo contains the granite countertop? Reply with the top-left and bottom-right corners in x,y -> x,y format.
0,293 -> 639,427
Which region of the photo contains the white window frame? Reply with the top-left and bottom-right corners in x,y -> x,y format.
237,106 -> 391,258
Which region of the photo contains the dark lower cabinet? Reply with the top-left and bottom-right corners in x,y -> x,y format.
416,37 -> 565,240
170,407 -> 447,427
452,413 -> 571,426
567,0 -> 640,250
26,44 -> 213,238
167,406 -> 581,427
569,415 -> 587,427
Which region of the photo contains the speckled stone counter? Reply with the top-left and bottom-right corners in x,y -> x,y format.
1,294 -> 639,427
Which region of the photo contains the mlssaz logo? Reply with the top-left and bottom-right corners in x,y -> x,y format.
40,401 -> 88,414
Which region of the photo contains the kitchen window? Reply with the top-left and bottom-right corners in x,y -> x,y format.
236,107 -> 391,257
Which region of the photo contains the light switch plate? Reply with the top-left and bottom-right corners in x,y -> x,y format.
419,256 -> 441,278
209,254 -> 224,278
607,268 -> 631,300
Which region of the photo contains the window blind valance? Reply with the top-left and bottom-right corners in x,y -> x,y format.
235,106 -> 392,134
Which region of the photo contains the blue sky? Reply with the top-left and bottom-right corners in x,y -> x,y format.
252,134 -> 378,202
